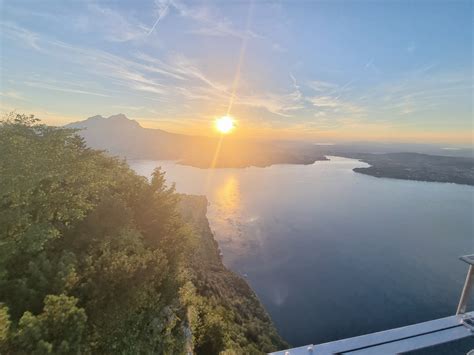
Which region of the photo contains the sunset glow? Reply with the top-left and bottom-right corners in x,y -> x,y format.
2,2 -> 474,353
215,116 -> 235,134
0,1 -> 471,145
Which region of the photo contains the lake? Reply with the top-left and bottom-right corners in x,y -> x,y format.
129,156 -> 474,349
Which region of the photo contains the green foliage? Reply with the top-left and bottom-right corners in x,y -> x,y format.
0,113 -> 286,354
0,304 -> 11,352
178,196 -> 288,354
14,294 -> 86,354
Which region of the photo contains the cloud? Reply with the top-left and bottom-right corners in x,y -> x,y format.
0,22 -> 41,50
310,95 -> 365,120
189,24 -> 261,39
365,68 -> 473,119
23,81 -> 111,97
2,21 -> 236,107
0,91 -> 25,100
1,11 -> 296,121
11,15 -> 448,129
74,4 -> 148,42
4,12 -> 469,139
133,52 -> 187,80
172,54 -> 229,93
1,24 -> 169,97
306,80 -> 338,92
164,0 -> 262,39
236,89 -> 305,117
310,96 -> 340,108
235,73 -> 358,119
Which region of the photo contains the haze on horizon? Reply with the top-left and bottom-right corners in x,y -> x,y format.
0,0 -> 472,145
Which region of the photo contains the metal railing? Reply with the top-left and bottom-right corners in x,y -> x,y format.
457,254 -> 474,315
271,254 -> 474,355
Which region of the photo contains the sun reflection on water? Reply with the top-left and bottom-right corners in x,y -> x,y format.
216,175 -> 240,216
207,174 -> 248,265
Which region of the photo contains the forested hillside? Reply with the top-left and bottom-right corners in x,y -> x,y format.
0,113 -> 286,354
178,195 -> 287,354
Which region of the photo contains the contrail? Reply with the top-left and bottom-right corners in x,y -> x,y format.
147,1 -> 170,35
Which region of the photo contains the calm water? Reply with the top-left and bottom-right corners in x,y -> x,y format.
129,157 -> 474,348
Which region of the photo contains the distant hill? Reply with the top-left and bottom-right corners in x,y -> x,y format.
66,114 -> 197,160
321,142 -> 474,158
65,115 -> 474,185
66,114 -> 326,168
338,152 -> 474,186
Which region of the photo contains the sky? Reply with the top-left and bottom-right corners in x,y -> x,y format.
0,0 -> 472,144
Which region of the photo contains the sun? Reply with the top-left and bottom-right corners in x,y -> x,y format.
215,116 -> 235,134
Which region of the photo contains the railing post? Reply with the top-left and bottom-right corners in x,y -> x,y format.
456,255 -> 474,315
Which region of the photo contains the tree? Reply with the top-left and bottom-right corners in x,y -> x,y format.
0,304 -> 11,352
0,114 -> 188,352
0,113 -> 286,354
13,294 -> 87,354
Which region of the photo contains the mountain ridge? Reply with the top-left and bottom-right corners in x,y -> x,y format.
66,114 -> 326,167
65,114 -> 474,185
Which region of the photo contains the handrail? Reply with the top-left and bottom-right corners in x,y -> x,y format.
457,254 -> 474,315
270,254 -> 474,355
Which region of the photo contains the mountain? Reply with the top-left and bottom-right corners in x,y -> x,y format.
66,114 -> 326,167
66,115 -> 474,185
66,114 -> 195,160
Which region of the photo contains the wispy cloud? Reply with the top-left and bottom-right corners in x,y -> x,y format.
74,3 -> 148,42
0,91 -> 25,100
236,88 -> 305,117
1,1 -> 471,144
310,96 -> 340,108
1,8 -> 299,121
23,81 -> 111,97
1,22 -> 235,106
0,21 -> 41,50
133,52 -> 186,80
171,54 -> 230,93
306,80 -> 338,92
162,0 -> 262,39
311,95 -> 364,115
11,17 -> 459,131
364,68 -> 473,119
